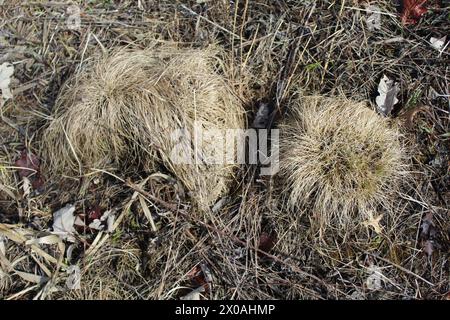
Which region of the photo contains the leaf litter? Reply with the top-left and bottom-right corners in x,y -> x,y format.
375,75 -> 400,116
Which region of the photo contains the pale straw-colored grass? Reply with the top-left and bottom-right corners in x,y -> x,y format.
278,95 -> 408,234
41,46 -> 246,209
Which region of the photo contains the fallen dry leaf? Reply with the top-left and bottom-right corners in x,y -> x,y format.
15,150 -> 39,178
375,75 -> 400,116
400,0 -> 428,25
258,231 -> 277,254
400,105 -> 430,129
363,214 -> 384,234
180,286 -> 204,300
87,206 -> 102,222
106,213 -> 115,233
186,263 -> 212,293
88,219 -> 103,231
430,36 -> 446,52
366,264 -> 383,290
366,4 -> 381,31
52,204 -> 77,242
419,212 -> 438,258
0,62 -> 14,105
14,150 -> 44,190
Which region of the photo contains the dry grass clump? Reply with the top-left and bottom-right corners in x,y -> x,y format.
0,124 -> 16,202
0,150 -> 14,201
278,96 -> 408,234
55,241 -> 146,300
41,46 -> 245,209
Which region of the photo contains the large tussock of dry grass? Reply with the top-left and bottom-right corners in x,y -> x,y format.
41,46 -> 245,209
278,96 -> 408,234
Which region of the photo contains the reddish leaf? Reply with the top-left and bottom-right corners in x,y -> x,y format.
186,263 -> 212,292
15,150 -> 44,191
420,212 -> 435,238
15,150 -> 40,178
400,0 -> 428,25
258,231 -> 277,254
30,176 -> 44,190
87,205 -> 102,222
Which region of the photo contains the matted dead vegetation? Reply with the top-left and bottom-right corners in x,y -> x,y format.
0,144 -> 15,203
0,115 -> 18,208
0,0 -> 448,300
278,95 -> 409,235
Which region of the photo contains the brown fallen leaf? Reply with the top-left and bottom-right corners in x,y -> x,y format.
400,105 -> 430,129
186,262 -> 212,292
87,205 -> 102,222
15,150 -> 39,178
14,150 -> 44,190
419,212 -> 438,258
258,231 -> 277,254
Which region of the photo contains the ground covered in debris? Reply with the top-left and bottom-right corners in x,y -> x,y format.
0,0 -> 448,300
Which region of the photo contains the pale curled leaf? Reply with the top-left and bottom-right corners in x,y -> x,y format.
52,204 -> 76,242
180,286 -> 205,300
88,219 -> 103,231
366,265 -> 383,290
363,214 -> 384,234
106,214 -> 115,233
74,216 -> 85,227
0,224 -> 26,244
430,36 -> 446,51
0,62 -> 14,103
375,75 -> 400,116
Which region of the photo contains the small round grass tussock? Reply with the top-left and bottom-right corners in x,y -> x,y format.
279,96 -> 407,232
41,46 -> 245,209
